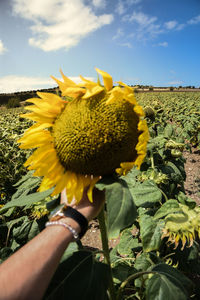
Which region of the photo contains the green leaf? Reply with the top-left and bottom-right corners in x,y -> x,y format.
112,260 -> 137,284
0,188 -> 53,213
0,247 -> 13,262
130,180 -> 162,207
139,211 -> 164,252
153,200 -> 181,220
148,263 -> 193,299
165,162 -> 183,180
5,216 -> 27,229
146,273 -> 188,300
122,167 -> 140,189
96,176 -> 137,238
27,220 -> 40,241
12,217 -> 32,244
10,239 -> 21,251
117,228 -> 142,256
164,124 -> 174,138
45,250 -> 109,300
177,191 -> 196,209
3,207 -> 16,217
134,252 -> 152,271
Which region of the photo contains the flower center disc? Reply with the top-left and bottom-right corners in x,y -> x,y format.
52,96 -> 140,175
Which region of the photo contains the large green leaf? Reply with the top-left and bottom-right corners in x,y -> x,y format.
139,210 -> 164,252
134,252 -> 152,271
152,263 -> 193,292
164,124 -> 174,138
12,217 -> 32,244
112,260 -> 137,284
146,263 -> 193,300
0,188 -> 53,213
146,273 -> 188,300
129,180 -> 162,208
177,191 -> 196,209
45,250 -> 109,300
117,227 -> 142,256
96,176 -> 137,238
153,199 -> 181,220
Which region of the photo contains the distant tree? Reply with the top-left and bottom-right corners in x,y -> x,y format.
169,86 -> 174,91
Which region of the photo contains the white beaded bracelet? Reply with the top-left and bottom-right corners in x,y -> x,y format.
45,220 -> 79,241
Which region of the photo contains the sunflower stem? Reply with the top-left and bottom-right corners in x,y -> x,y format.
98,207 -> 116,300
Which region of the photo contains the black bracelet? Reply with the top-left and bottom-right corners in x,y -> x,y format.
62,206 -> 88,239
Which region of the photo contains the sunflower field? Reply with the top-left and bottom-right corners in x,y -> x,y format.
0,86 -> 200,300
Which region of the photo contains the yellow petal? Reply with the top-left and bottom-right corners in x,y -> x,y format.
82,85 -> 104,99
24,105 -> 59,118
62,87 -> 85,98
60,69 -> 77,86
20,112 -> 55,124
95,68 -> 113,91
22,123 -> 53,138
39,176 -> 54,192
25,100 -> 64,115
51,172 -> 69,196
74,175 -> 84,204
87,176 -> 100,203
106,87 -> 124,104
134,105 -> 145,117
79,75 -> 97,88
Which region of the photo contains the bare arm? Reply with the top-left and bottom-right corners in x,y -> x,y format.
0,188 -> 104,300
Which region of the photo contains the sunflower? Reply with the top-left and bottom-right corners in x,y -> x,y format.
162,204 -> 200,250
18,68 -> 149,204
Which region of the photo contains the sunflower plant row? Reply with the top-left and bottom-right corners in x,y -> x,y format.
0,108 -> 32,200
0,71 -> 200,300
136,91 -> 200,148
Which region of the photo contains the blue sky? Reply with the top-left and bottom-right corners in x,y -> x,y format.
0,0 -> 200,92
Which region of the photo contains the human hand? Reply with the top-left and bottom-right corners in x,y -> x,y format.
61,188 -> 105,222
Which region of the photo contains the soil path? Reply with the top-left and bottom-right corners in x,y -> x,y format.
183,147 -> 200,205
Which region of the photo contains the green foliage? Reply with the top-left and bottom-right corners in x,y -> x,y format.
0,107 -> 32,200
45,250 -> 109,300
136,91 -> 200,148
146,263 -> 193,300
96,176 -> 137,238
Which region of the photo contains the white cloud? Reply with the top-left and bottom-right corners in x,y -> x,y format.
112,28 -> 124,40
164,20 -> 185,31
119,42 -> 132,48
116,10 -> 200,46
0,40 -> 7,54
168,80 -> 183,86
188,15 -> 200,25
126,11 -> 157,26
92,0 -> 106,9
164,20 -> 178,30
158,41 -> 168,47
12,0 -> 113,52
115,0 -> 141,15
123,11 -> 163,41
127,0 -> 142,4
0,75 -> 94,93
115,1 -> 126,15
176,23 -> 185,31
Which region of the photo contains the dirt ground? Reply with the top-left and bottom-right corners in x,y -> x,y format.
183,147 -> 200,205
82,148 -> 200,249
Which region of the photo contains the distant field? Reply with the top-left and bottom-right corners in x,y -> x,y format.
1,86 -> 200,107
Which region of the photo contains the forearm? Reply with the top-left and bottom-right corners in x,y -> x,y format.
0,221 -> 79,300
